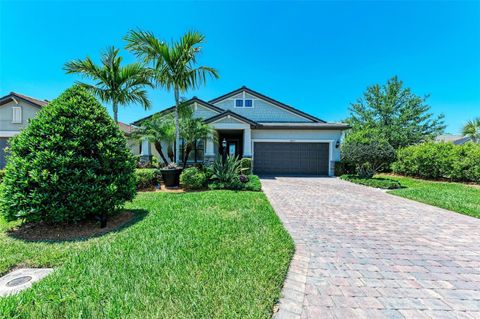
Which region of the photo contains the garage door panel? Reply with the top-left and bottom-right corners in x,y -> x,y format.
253,142 -> 329,175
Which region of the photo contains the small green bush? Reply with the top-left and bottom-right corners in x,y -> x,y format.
334,161 -> 355,176
392,142 -> 480,183
342,140 -> 395,178
244,175 -> 261,191
136,169 -> 161,190
180,167 -> 206,189
239,158 -> 252,175
0,86 -> 137,223
340,174 -> 401,189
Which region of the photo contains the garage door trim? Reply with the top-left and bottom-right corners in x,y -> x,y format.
251,139 -> 334,176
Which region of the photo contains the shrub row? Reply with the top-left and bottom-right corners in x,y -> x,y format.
392,142 -> 480,183
340,174 -> 401,189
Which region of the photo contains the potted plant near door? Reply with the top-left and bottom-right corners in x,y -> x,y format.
160,162 -> 183,188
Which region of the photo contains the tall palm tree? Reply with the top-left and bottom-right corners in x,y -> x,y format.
64,46 -> 152,123
125,30 -> 219,162
462,117 -> 480,143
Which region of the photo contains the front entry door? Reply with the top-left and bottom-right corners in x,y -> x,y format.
227,141 -> 237,157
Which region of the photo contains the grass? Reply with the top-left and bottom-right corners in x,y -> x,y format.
379,174 -> 480,218
0,191 -> 294,318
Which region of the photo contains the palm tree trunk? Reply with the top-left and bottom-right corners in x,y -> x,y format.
174,88 -> 181,164
183,144 -> 192,169
113,102 -> 119,124
154,141 -> 169,165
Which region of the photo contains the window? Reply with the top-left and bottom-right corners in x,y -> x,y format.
12,106 -> 22,124
235,99 -> 243,107
180,139 -> 205,162
244,99 -> 253,107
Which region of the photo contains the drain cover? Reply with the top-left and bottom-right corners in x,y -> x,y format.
6,276 -> 33,287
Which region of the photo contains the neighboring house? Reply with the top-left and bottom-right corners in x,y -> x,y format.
435,134 -> 472,145
133,86 -> 350,176
0,92 -> 48,168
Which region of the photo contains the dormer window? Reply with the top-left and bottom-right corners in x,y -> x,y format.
235,99 -> 253,108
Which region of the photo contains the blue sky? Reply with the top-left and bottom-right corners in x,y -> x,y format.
1,1 -> 479,134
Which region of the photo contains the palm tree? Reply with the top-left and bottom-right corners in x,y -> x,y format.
462,117 -> 480,143
125,30 -> 219,163
180,113 -> 217,168
64,46 -> 152,123
132,114 -> 175,164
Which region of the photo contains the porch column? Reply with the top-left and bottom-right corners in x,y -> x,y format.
243,127 -> 252,157
205,137 -> 215,163
140,137 -> 152,164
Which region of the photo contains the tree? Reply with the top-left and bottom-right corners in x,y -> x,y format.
346,76 -> 445,149
342,139 -> 396,178
64,46 -> 152,123
462,117 -> 480,143
133,114 -> 175,164
180,112 -> 216,168
0,86 -> 137,226
125,30 -> 219,162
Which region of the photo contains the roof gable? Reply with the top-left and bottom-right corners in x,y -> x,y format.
208,86 -> 325,123
0,92 -> 48,108
204,110 -> 258,126
132,97 -> 223,125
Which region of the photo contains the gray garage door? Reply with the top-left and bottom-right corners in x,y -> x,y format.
253,142 -> 329,175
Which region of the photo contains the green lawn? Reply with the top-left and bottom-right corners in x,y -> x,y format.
379,174 -> 480,218
0,191 -> 294,319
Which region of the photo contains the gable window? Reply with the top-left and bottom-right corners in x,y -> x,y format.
12,106 -> 22,124
235,99 -> 253,108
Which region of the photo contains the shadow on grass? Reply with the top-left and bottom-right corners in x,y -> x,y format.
6,209 -> 149,244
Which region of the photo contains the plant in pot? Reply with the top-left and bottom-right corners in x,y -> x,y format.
160,162 -> 183,188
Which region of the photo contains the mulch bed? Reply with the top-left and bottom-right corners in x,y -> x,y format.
7,211 -> 136,241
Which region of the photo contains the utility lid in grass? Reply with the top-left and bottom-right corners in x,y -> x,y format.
0,268 -> 53,297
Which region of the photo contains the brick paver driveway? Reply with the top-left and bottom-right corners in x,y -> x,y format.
262,177 -> 480,319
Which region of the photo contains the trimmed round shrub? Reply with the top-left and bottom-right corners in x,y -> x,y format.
180,167 -> 206,189
0,85 -> 137,223
136,169 -> 161,190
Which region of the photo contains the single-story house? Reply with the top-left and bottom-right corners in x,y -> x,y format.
133,86 -> 350,176
0,92 -> 48,168
435,134 -> 472,145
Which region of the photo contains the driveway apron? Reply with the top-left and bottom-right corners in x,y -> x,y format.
261,177 -> 480,319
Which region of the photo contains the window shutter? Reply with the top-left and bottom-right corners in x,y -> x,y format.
12,107 -> 22,123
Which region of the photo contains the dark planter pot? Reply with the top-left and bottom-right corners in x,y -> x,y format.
160,168 -> 183,188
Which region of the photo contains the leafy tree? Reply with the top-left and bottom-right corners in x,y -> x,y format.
462,117 -> 480,143
346,76 -> 445,149
0,86 -> 136,226
125,30 -> 219,162
64,46 -> 152,123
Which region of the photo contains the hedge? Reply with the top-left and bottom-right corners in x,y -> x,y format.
340,174 -> 401,189
392,142 -> 480,183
